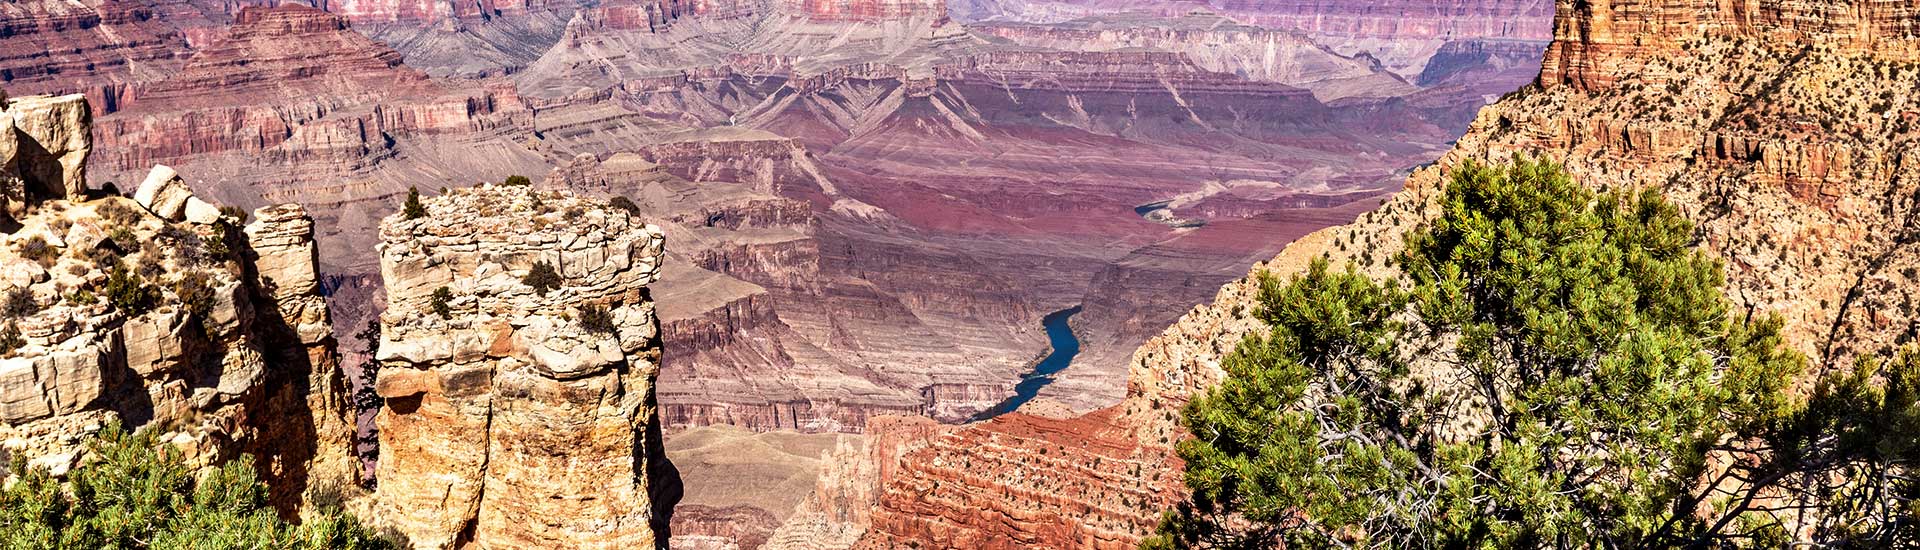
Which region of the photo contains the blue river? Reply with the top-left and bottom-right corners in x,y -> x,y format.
970,306 -> 1082,421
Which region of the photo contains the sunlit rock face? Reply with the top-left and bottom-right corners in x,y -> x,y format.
0,92 -> 353,510
371,183 -> 674,549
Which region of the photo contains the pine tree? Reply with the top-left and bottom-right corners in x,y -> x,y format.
402,187 -> 427,221
0,423 -> 396,549
1145,157 -> 1918,549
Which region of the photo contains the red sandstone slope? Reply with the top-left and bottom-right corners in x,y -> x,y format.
0,0 -> 190,110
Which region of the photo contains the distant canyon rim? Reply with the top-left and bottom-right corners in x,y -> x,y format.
0,0 -> 1553,547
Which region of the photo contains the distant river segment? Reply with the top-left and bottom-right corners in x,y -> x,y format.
971,306 -> 1083,421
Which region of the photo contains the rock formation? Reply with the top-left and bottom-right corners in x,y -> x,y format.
0,92 -> 352,508
371,183 -> 675,549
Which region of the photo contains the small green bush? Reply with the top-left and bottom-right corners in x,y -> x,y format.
522,261 -> 562,297
66,289 -> 97,307
172,271 -> 216,318
219,205 -> 249,224
98,200 -> 144,227
106,226 -> 139,252
19,236 -> 58,267
578,304 -> 616,335
104,263 -> 159,316
503,175 -> 532,187
402,187 -> 427,221
0,323 -> 22,357
3,287 -> 38,317
429,287 -> 453,319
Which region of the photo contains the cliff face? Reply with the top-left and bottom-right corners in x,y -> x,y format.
806,0 -> 1920,547
0,92 -> 352,508
371,184 -> 674,549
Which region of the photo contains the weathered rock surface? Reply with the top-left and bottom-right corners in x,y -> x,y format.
1,93 -> 92,225
372,184 -> 674,549
0,93 -> 352,511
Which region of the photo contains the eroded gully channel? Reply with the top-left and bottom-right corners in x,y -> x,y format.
970,306 -> 1083,421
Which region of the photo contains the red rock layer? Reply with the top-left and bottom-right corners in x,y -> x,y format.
91,5 -> 527,173
1207,0 -> 1555,40
0,0 -> 188,112
779,0 -> 948,22
854,409 -> 1184,550
1542,0 -> 1920,91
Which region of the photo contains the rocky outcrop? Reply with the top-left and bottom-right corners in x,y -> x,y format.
1,93 -> 92,225
371,184 -> 673,549
0,93 -> 352,509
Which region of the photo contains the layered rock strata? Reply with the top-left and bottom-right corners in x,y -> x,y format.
372,183 -> 673,549
808,0 -> 1920,547
0,92 -> 352,508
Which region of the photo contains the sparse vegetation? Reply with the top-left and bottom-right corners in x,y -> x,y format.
98,200 -> 143,227
0,323 -> 22,357
0,422 -> 395,549
171,270 -> 217,318
103,263 -> 159,316
19,236 -> 59,267
65,289 -> 97,307
522,261 -> 562,297
503,175 -> 532,187
429,287 -> 453,319
4,287 -> 39,318
402,187 -> 427,221
219,205 -> 249,223
577,304 -> 616,335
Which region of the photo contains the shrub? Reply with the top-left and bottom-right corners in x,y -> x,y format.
607,196 -> 640,215
66,289 -> 97,307
219,205 -> 249,224
503,175 -> 532,187
3,287 -> 38,317
1144,157 -> 1915,549
429,287 -> 453,319
0,422 -> 394,549
106,226 -> 139,252
0,323 -> 22,357
577,304 -> 616,335
172,271 -> 217,318
19,236 -> 58,266
98,200 -> 144,227
104,263 -> 159,316
402,187 -> 427,221
521,261 -> 562,297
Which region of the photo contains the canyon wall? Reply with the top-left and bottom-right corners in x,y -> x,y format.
793,0 -> 1920,547
0,92 -> 353,508
371,184 -> 675,549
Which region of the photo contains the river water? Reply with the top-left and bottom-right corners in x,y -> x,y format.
970,306 -> 1082,421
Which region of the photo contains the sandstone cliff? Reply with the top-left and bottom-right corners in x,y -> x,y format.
792,0 -> 1920,547
371,183 -> 676,549
0,92 -> 353,509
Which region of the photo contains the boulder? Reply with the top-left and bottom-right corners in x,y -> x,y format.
183,197 -> 222,225
134,165 -> 194,221
5,94 -> 91,201
0,357 -> 52,423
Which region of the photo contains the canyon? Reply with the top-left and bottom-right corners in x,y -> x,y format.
769,0 -> 1920,548
1,0 -> 1563,548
